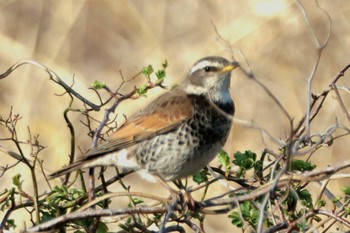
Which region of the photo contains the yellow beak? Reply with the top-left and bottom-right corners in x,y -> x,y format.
220,61 -> 239,74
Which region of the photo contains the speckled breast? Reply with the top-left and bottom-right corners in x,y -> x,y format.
135,94 -> 234,181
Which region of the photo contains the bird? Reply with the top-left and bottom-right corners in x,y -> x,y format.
49,56 -> 239,182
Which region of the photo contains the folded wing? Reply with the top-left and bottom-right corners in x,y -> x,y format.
49,89 -> 194,178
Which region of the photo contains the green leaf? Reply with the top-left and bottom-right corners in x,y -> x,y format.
155,70 -> 166,81
193,169 -> 209,184
233,150 -> 257,177
345,207 -> 350,215
132,197 -> 144,205
298,189 -> 313,208
233,151 -> 256,169
316,199 -> 326,208
241,201 -> 259,227
229,202 -> 259,228
91,80 -> 106,90
12,174 -> 22,188
332,196 -> 341,204
151,213 -> 162,223
41,209 -> 57,223
285,191 -> 298,212
4,219 -> 16,230
162,60 -> 168,68
96,221 -> 109,233
192,212 -> 205,221
136,84 -> 148,96
254,160 -> 263,178
46,185 -> 86,209
119,223 -> 130,231
297,221 -> 309,231
342,186 -> 350,195
0,189 -> 15,211
291,160 -> 316,172
142,65 -> 154,77
218,150 -> 230,171
228,211 -> 243,228
313,215 -> 322,222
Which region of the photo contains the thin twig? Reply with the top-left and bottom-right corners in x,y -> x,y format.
0,60 -> 100,110
295,0 -> 332,138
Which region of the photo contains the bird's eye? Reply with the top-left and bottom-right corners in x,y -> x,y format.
204,66 -> 212,72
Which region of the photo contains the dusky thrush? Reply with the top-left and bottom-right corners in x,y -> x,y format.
50,56 -> 239,181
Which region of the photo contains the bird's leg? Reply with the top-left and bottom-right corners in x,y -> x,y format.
156,177 -> 193,207
173,179 -> 198,211
156,177 -> 198,216
159,195 -> 179,233
155,176 -> 178,196
155,176 -> 179,232
157,177 -> 199,233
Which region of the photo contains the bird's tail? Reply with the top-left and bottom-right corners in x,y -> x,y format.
49,161 -> 84,179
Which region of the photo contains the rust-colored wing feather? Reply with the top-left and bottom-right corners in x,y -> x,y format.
81,89 -> 194,160
49,90 -> 194,178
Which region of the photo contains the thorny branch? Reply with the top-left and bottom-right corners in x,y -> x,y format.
26,206 -> 168,232
0,59 -> 167,232
211,1 -> 350,232
1,63 -> 350,232
25,158 -> 350,231
1,2 -> 350,232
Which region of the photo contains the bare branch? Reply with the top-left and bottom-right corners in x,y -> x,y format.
295,0 -> 332,138
26,206 -> 167,232
0,60 -> 100,110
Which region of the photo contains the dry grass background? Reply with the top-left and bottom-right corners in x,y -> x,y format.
0,0 -> 350,232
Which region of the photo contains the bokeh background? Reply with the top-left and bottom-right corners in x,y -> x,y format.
1,0 -> 350,232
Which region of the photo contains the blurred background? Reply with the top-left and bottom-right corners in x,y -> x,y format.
0,0 -> 350,232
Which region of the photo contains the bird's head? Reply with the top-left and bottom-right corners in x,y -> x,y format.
182,56 -> 239,103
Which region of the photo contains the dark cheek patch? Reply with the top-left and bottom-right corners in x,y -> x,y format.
190,71 -> 205,86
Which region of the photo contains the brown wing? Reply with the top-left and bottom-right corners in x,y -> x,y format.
81,89 -> 194,160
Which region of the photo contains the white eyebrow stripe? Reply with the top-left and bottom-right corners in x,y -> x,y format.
189,60 -> 222,75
